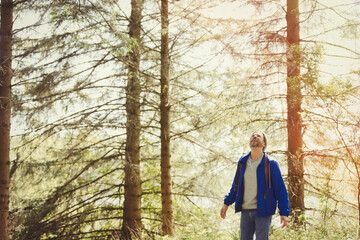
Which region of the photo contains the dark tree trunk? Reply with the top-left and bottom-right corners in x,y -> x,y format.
122,0 -> 143,239
160,0 -> 174,236
286,0 -> 305,223
0,0 -> 12,239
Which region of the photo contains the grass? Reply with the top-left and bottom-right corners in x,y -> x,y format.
154,217 -> 358,240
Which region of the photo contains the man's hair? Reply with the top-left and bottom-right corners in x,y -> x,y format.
251,130 -> 268,151
262,131 -> 267,151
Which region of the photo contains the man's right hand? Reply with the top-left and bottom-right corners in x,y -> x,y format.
220,204 -> 228,219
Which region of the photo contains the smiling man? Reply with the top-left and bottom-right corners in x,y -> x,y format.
220,131 -> 290,240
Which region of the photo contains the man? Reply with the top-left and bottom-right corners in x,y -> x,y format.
220,131 -> 290,240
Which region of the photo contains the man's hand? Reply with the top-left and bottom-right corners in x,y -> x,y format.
280,215 -> 288,228
220,204 -> 228,219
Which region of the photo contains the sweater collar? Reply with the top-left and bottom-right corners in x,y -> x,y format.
240,151 -> 266,165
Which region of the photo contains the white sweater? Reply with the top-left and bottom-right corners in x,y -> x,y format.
241,154 -> 263,210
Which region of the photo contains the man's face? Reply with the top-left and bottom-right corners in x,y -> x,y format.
250,132 -> 266,149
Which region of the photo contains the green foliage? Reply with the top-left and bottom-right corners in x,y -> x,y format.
301,44 -> 323,89
149,209 -> 358,240
271,217 -> 357,240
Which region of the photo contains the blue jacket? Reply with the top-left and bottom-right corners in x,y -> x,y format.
224,152 -> 290,217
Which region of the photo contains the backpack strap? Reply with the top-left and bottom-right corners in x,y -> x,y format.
233,161 -> 243,192
264,154 -> 272,207
264,154 -> 269,188
233,154 -> 270,193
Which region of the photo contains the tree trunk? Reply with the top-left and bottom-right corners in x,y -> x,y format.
160,0 -> 174,236
122,0 -> 143,239
286,0 -> 305,223
358,178 -> 360,238
0,0 -> 12,239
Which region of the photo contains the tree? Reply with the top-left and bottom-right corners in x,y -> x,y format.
286,0 -> 305,221
10,1 -> 137,238
0,0 -> 13,239
122,0 -> 143,238
160,0 -> 174,236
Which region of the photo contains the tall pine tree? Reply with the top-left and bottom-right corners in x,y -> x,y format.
286,0 -> 305,222
160,0 -> 174,236
122,0 -> 143,238
0,0 -> 12,239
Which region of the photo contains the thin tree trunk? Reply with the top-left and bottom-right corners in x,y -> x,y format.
286,0 -> 305,224
160,0 -> 174,236
122,0 -> 143,239
0,0 -> 12,239
358,178 -> 360,238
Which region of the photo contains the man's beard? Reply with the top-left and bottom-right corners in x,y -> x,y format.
250,140 -> 262,148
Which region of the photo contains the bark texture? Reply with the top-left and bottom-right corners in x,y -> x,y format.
160,0 -> 174,236
122,0 -> 143,239
0,0 -> 12,239
286,0 -> 305,222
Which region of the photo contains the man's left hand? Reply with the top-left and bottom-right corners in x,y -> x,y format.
280,216 -> 288,228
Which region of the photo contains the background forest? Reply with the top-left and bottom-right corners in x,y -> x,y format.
1,0 -> 359,239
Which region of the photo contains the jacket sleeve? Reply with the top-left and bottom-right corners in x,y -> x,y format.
224,161 -> 241,206
272,161 -> 290,216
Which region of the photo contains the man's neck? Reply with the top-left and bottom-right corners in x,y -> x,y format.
250,148 -> 263,160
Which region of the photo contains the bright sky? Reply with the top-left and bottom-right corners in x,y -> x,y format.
13,0 -> 359,122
